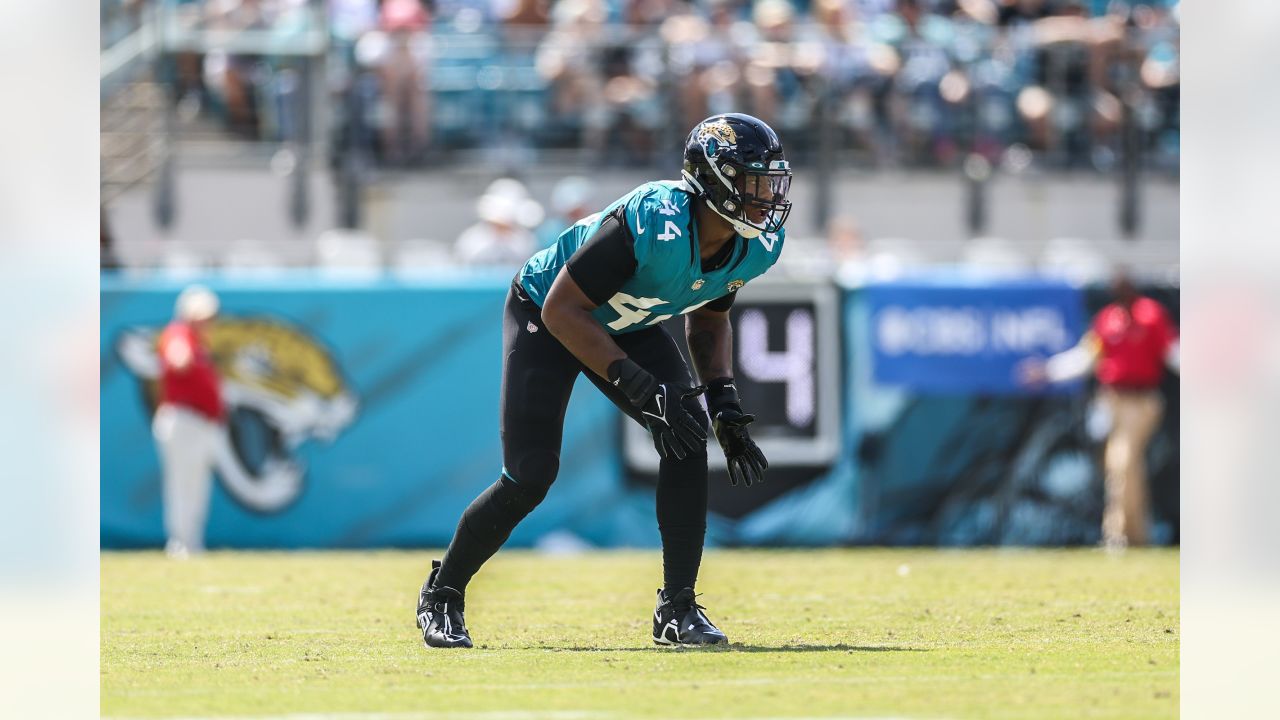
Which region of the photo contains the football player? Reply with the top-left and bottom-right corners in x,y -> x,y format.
417,113 -> 791,648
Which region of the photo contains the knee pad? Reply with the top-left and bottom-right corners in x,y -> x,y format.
460,458 -> 556,542
504,449 -> 559,507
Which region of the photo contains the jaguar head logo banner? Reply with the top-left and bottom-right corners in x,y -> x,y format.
116,316 -> 358,513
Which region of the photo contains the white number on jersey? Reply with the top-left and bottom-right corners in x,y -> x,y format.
606,293 -> 667,331
608,296 -> 716,330
642,298 -> 714,326
657,220 -> 682,242
759,232 -> 780,252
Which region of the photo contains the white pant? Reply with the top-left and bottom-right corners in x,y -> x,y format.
152,404 -> 222,553
1098,388 -> 1163,548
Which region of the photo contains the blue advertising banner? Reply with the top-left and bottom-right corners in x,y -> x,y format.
865,277 -> 1087,394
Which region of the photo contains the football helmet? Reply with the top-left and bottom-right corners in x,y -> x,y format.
681,113 -> 792,239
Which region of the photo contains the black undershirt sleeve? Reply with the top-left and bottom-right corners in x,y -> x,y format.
704,291 -> 737,312
564,205 -> 638,307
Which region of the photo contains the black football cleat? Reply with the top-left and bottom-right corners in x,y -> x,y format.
652,587 -> 728,647
416,559 -> 473,648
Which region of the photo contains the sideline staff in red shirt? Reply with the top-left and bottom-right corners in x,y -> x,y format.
153,285 -> 225,558
1020,272 -> 1179,548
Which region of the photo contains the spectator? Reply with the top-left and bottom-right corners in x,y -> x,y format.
802,0 -> 873,91
623,0 -> 673,27
137,0 -> 1175,174
586,0 -> 672,164
662,0 -> 753,132
883,0 -> 959,163
500,0 -> 552,27
988,0 -> 1126,165
536,176 -> 594,248
330,0 -> 379,45
455,178 -> 544,267
826,214 -> 873,285
828,214 -> 867,265
202,0 -> 271,138
535,0 -> 608,144
376,0 -> 433,165
1018,271 -> 1179,549
153,286 -> 226,559
594,40 -> 661,163
747,0 -> 799,128
1133,3 -> 1179,169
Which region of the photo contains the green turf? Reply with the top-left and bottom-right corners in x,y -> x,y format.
102,548 -> 1178,719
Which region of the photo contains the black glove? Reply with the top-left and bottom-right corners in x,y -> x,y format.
609,359 -> 708,460
706,377 -> 768,487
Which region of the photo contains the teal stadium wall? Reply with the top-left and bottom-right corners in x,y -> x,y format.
100,273 -> 1178,548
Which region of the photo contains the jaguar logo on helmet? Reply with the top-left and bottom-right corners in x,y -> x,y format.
116,316 -> 358,513
697,120 -> 738,155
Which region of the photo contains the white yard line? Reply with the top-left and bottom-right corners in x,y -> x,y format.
108,668 -> 1177,698
105,715 -> 923,720
107,714 -> 603,720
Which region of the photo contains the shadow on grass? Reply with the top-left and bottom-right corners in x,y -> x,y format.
528,643 -> 925,653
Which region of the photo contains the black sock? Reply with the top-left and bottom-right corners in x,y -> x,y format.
655,449 -> 709,596
435,475 -> 546,592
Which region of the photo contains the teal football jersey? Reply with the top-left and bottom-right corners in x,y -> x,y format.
518,180 -> 786,335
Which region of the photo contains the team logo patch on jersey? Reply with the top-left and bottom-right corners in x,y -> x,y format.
691,279 -> 705,290
726,279 -> 745,292
116,317 -> 358,513
527,321 -> 539,333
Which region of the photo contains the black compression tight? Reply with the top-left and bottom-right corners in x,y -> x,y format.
432,283 -> 710,596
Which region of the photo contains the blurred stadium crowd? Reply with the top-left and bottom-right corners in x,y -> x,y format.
101,0 -> 1179,172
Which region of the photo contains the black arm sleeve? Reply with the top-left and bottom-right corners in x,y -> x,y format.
564,205 -> 638,307
704,291 -> 737,313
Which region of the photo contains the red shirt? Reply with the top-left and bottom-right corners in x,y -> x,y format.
157,321 -> 224,422
1091,297 -> 1176,389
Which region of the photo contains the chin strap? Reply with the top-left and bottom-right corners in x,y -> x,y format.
703,197 -> 762,239
684,167 -> 765,239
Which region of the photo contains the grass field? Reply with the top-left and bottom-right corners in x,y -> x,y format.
101,548 -> 1178,719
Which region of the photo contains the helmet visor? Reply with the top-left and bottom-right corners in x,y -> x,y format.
734,169 -> 792,234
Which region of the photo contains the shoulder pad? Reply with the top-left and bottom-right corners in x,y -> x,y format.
625,182 -> 693,253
